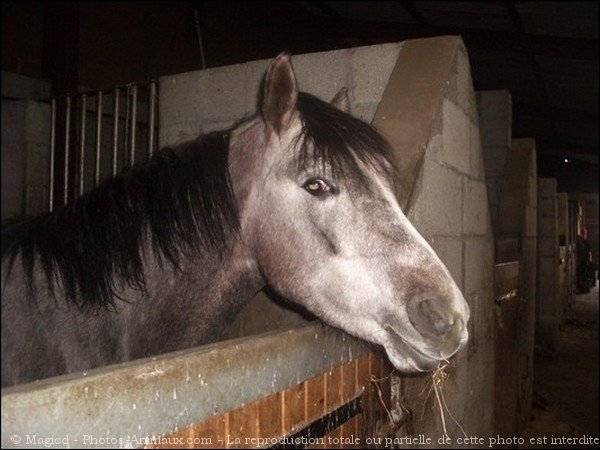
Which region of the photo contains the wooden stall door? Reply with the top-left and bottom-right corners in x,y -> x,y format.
493,262 -> 520,441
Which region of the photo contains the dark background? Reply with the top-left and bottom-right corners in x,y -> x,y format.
2,1 -> 598,194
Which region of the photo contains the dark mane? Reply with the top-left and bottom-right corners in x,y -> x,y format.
295,93 -> 396,182
1,93 -> 394,311
1,131 -> 239,310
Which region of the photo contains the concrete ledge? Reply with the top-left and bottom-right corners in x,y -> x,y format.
1,324 -> 368,449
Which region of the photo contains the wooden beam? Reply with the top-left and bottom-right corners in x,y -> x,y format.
310,17 -> 598,61
536,139 -> 599,159
515,103 -> 598,126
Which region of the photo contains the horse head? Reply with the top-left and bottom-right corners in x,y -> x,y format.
229,54 -> 470,373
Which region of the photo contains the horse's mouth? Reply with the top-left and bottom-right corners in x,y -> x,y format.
384,324 -> 452,372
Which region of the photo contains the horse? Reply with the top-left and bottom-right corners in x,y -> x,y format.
1,53 -> 470,388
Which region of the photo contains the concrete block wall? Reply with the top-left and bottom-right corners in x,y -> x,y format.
1,99 -> 51,220
502,138 -> 538,429
477,90 -> 512,230
400,39 -> 494,441
537,178 -> 560,350
158,37 -> 495,442
477,95 -> 539,430
159,43 -> 401,147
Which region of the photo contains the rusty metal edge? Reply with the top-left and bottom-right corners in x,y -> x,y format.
1,324 -> 369,449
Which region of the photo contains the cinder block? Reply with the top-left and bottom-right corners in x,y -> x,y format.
465,237 -> 494,294
245,58 -> 274,112
539,197 -> 556,217
349,42 -> 401,104
538,178 -> 557,196
525,205 -> 537,237
1,71 -> 51,101
199,120 -> 236,135
537,275 -> 558,314
293,49 -> 352,102
159,123 -> 202,148
159,62 -> 249,129
539,237 -> 557,257
25,142 -> 49,185
528,172 -> 537,207
430,236 -> 464,291
479,117 -> 511,148
539,256 -> 557,277
469,122 -> 485,180
463,179 -> 489,236
24,101 -> 51,146
482,145 -> 508,178
442,99 -> 471,174
496,236 -> 520,263
25,185 -> 47,217
539,216 -> 557,238
455,47 -> 478,120
425,132 -> 443,163
486,176 -> 502,211
409,158 -> 463,236
477,90 -> 511,122
351,101 -> 379,123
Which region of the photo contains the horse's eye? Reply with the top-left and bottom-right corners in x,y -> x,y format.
302,178 -> 337,197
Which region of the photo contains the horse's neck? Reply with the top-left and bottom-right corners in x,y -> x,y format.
125,239 -> 265,352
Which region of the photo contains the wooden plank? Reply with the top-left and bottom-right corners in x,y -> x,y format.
282,382 -> 306,435
306,373 -> 326,423
340,416 -> 361,448
148,428 -> 192,449
341,360 -> 357,403
228,403 -> 259,448
356,354 -> 372,437
191,414 -> 228,449
257,392 -> 282,439
325,366 -> 343,448
305,373 -> 326,449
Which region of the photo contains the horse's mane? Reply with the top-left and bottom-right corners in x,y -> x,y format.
295,93 -> 396,183
1,92 -> 395,310
1,131 -> 239,310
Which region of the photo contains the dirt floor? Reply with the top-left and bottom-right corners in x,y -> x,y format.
520,285 -> 599,448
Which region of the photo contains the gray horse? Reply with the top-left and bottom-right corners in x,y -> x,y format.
1,54 -> 469,387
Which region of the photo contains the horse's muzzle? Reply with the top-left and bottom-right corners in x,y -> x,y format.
405,293 -> 469,360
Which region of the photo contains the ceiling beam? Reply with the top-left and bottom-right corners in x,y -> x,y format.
505,3 -> 550,105
397,2 -> 427,25
309,16 -> 598,61
515,103 -> 598,126
537,147 -> 598,165
536,139 -> 598,159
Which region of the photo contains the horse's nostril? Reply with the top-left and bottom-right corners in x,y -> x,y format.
418,299 -> 453,335
409,297 -> 461,339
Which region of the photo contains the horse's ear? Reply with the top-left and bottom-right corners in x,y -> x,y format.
262,53 -> 298,134
330,87 -> 351,113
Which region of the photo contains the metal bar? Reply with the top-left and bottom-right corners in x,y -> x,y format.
78,94 -> 87,196
112,88 -> 120,175
148,82 -> 156,157
63,95 -> 71,205
123,85 -> 130,165
129,85 -> 137,165
95,91 -> 102,186
48,98 -> 57,212
194,9 -> 206,69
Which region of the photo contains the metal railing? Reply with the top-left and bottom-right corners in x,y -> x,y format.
48,82 -> 158,212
